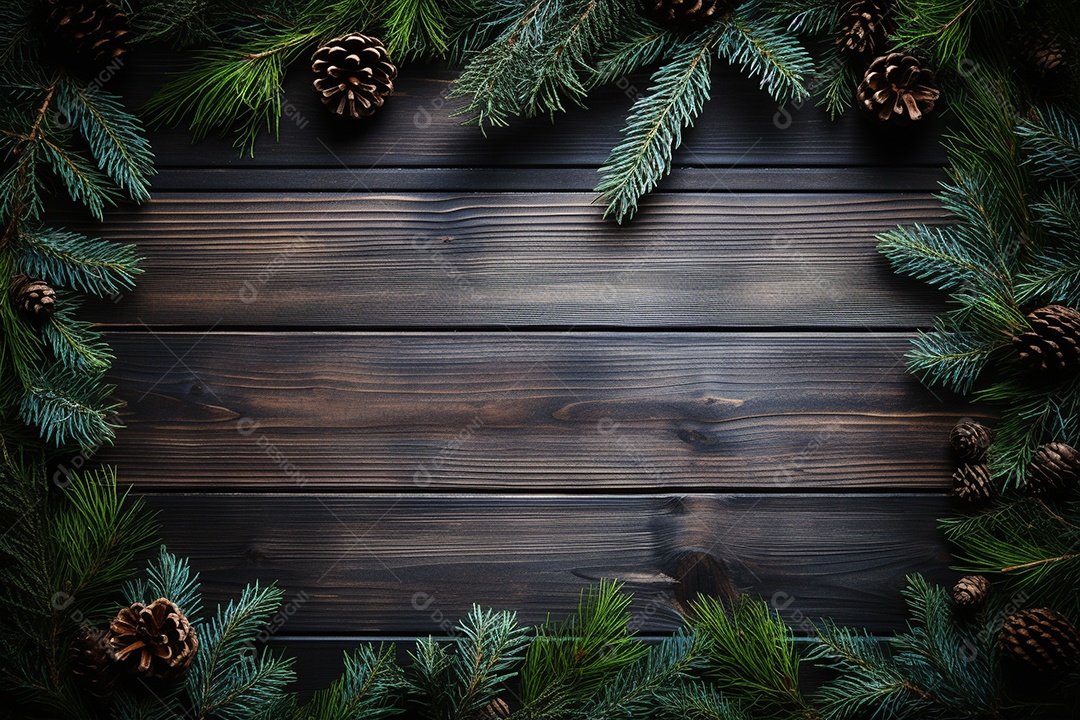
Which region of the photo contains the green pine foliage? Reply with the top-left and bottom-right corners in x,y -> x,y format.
691,596 -> 814,720
1,61 -> 147,450
520,579 -> 648,717
810,575 -> 1007,720
942,497 -> 1080,616
293,644 -> 407,720
878,75 -> 1080,487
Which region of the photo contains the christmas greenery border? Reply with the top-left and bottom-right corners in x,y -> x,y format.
1,0 -> 1079,718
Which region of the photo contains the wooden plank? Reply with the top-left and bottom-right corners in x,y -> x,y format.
79,192 -> 948,328
113,56 -> 948,169
97,332 -> 976,491
140,493 -> 955,634
147,167 -> 947,193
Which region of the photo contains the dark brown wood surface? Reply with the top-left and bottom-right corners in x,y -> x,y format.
85,52 -> 965,691
100,332 -> 974,490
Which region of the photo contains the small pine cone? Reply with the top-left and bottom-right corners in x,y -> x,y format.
1000,608 -> 1080,674
39,0 -> 129,68
1022,29 -> 1069,80
836,0 -> 893,58
951,462 -> 994,504
108,598 -> 198,680
857,53 -> 940,125
1025,442 -> 1080,497
643,0 -> 733,30
481,698 -> 512,719
9,274 -> 56,322
69,626 -> 118,701
949,420 -> 993,462
311,34 -> 397,119
1013,305 -> 1080,379
952,575 -> 989,611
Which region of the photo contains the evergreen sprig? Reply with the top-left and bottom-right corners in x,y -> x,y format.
294,644 -> 407,720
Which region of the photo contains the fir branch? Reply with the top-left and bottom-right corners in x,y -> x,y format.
384,0 -> 455,61
594,28 -> 717,223
889,0 -> 1017,67
55,78 -> 155,203
407,637 -> 455,720
691,595 -> 812,718
592,15 -> 674,85
942,498 -> 1080,614
38,134 -> 121,221
296,644 -> 406,720
16,226 -> 143,298
51,467 -> 158,626
19,365 -> 121,448
519,579 -> 647,717
452,606 -> 528,719
42,293 -> 113,375
1017,105 -> 1080,183
579,630 -> 703,720
655,682 -> 749,720
123,545 -> 204,621
186,582 -> 296,720
905,318 -> 1006,395
717,11 -> 812,105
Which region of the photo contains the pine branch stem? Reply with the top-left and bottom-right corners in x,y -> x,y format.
2,75 -> 60,250
1002,553 -> 1079,573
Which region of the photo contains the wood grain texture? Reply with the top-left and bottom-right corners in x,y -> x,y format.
80,192 -> 948,328
141,493 -> 954,634
114,57 -> 948,171
96,331 -> 976,491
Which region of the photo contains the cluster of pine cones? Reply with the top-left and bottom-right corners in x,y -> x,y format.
950,420 -> 1079,503
69,598 -> 198,701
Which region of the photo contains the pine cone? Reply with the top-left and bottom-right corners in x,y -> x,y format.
857,53 -> 940,124
836,0 -> 893,58
108,598 -> 198,680
1026,442 -> 1080,497
1022,29 -> 1069,80
10,274 -> 56,322
951,462 -> 993,504
311,34 -> 397,119
481,698 -> 512,719
949,420 -> 993,462
70,626 -> 118,700
1013,305 -> 1080,379
952,575 -> 989,611
39,0 -> 129,68
644,0 -> 733,29
1000,608 -> 1080,674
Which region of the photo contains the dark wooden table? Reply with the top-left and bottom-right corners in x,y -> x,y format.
75,53 -> 977,690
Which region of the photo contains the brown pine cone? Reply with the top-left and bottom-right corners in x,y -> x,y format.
1013,305 -> 1080,379
644,0 -> 733,29
70,626 -> 118,700
9,273 -> 56,322
951,462 -> 994,504
836,0 -> 893,58
1025,442 -> 1080,497
1000,608 -> 1080,674
1022,29 -> 1069,80
311,34 -> 397,119
39,0 -> 129,68
108,598 -> 198,679
949,420 -> 993,462
857,53 -> 940,124
952,575 -> 989,611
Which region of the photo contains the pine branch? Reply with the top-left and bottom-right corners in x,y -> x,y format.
296,644 -> 406,720
942,498 -> 1080,613
452,605 -> 528,719
717,11 -> 812,106
55,78 -> 155,203
905,312 -> 1010,395
655,682 -> 750,720
407,637 -> 455,719
384,0 -> 455,60
592,15 -> 674,85
42,294 -> 114,376
579,629 -> 703,720
16,226 -> 142,298
123,545 -> 204,621
594,28 -> 717,223
1017,105 -> 1080,183
19,365 -> 121,448
519,579 -> 647,717
890,0 -> 1017,67
691,595 -> 812,718
186,582 -> 296,720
